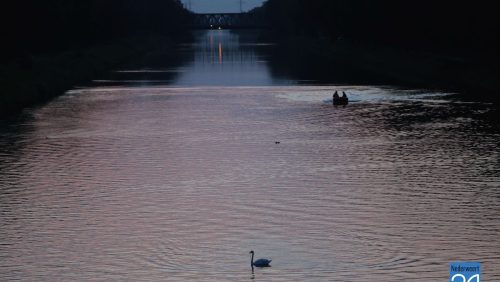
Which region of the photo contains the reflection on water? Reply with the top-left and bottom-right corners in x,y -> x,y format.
172,30 -> 284,86
0,30 -> 499,281
90,30 -> 284,87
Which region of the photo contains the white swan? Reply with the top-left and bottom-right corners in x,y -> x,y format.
249,250 -> 272,267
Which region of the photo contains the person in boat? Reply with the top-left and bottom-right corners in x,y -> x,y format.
333,91 -> 340,105
341,92 -> 349,103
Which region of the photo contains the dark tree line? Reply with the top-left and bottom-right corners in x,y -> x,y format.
1,0 -> 192,60
254,0 -> 499,55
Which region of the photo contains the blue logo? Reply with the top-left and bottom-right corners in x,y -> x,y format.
450,262 -> 480,282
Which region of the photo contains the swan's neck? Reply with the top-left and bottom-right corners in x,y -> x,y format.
250,253 -> 254,265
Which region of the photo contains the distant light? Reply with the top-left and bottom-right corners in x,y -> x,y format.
210,24 -> 213,28
218,26 -> 222,30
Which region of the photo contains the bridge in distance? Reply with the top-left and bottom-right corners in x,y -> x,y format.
191,12 -> 266,29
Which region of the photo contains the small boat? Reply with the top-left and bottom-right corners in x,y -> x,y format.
333,96 -> 349,106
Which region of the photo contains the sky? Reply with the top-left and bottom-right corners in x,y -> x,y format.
180,0 -> 266,13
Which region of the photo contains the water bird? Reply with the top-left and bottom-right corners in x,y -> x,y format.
249,250 -> 272,267
275,141 -> 280,144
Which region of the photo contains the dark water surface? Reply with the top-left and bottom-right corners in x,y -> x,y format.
1,30 -> 499,281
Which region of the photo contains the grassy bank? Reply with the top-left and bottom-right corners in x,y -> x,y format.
331,41 -> 500,101
0,36 -> 183,117
266,36 -> 500,102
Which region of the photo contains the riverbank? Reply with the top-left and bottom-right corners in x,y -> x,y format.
0,36 -> 186,117
265,36 -> 500,103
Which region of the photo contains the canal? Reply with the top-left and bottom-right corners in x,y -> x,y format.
1,30 -> 499,281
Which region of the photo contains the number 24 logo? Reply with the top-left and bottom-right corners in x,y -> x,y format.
451,274 -> 480,282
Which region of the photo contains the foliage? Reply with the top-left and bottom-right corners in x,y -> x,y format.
255,0 -> 499,54
1,0 -> 191,59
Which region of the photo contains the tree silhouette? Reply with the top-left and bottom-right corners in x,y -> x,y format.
254,0 -> 499,56
1,0 -> 191,61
